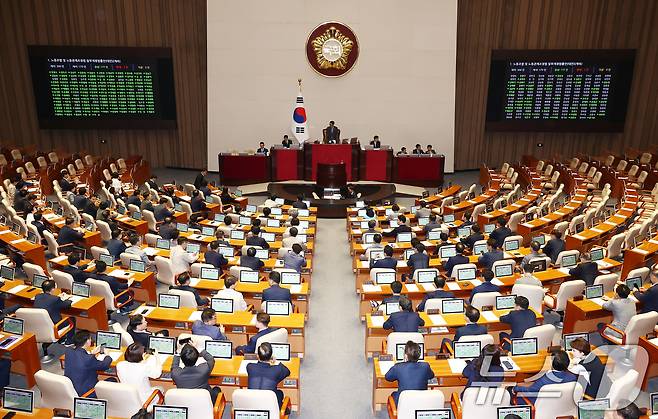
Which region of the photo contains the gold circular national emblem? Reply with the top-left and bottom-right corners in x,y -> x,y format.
306,22 -> 359,77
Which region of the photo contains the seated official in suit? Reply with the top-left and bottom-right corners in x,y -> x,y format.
34,280 -> 75,344
62,253 -> 90,283
569,252 -> 600,286
412,144 -> 424,155
170,272 -> 209,306
215,275 -> 248,311
247,342 -> 291,408
153,197 -> 174,221
31,212 -> 48,239
360,233 -> 384,262
489,217 -> 512,249
106,229 -> 127,258
59,169 -> 75,192
634,265 -> 658,314
414,201 -> 432,219
139,191 -> 154,212
383,296 -> 425,332
569,338 -> 606,399
521,241 -> 543,268
515,264 -> 543,287
256,141 -> 269,155
324,120 -> 340,143
470,269 -> 500,303
383,214 -> 412,238
191,308 -> 227,340
387,204 -> 402,222
58,217 -> 85,246
433,233 -> 452,256
543,230 -> 565,263
370,245 -> 397,269
363,219 -> 378,234
172,343 -> 222,403
283,244 -> 307,273
382,281 -> 403,306
91,260 -> 131,307
397,147 -> 408,156
498,296 -> 536,350
292,195 -> 307,209
423,214 -> 442,235
461,224 -> 484,249
236,312 -> 277,355
511,350 -> 576,404
157,217 -> 177,241
170,237 -> 199,276
204,240 -> 228,272
190,190 -> 207,213
282,135 -> 293,148
263,271 -> 292,303
246,226 -> 270,250
282,227 -> 305,249
461,344 -> 504,391
407,243 -> 430,275
425,144 -> 436,154
385,341 -> 434,406
444,243 -> 469,277
64,330 -> 112,397
241,247 -> 265,271
124,190 -> 141,207
127,314 -> 169,348
417,277 -> 454,312
125,234 -> 151,268
369,135 -> 382,148
441,306 -> 487,351
478,238 -> 504,270
73,187 -> 97,217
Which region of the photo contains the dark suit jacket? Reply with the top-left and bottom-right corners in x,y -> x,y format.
292,201 -> 307,209
34,293 -> 72,323
263,285 -> 292,303
194,173 -> 206,189
385,361 -> 434,405
158,223 -> 177,241
383,311 -> 425,332
60,178 -> 74,192
383,224 -> 412,238
191,197 -> 206,212
153,205 -> 174,222
240,255 -> 264,271
417,290 -> 454,312
32,220 -> 47,238
462,232 -> 485,249
478,250 -> 503,270
407,253 -> 429,272
170,285 -> 208,306
147,180 -> 160,191
499,309 -> 537,338
543,238 -> 565,262
489,226 -> 512,249
125,195 -> 141,207
282,139 -> 293,148
370,140 -> 382,148
92,272 -> 128,295
513,370 -> 577,404
462,361 -> 504,389
470,281 -> 500,302
57,226 -> 84,245
246,236 -> 269,250
73,195 -> 91,211
370,257 -> 398,269
171,350 -> 215,392
64,347 -> 112,396
236,327 -> 276,354
578,353 -> 606,398
62,265 -> 89,284
569,262 -> 599,286
140,200 -> 154,212
204,250 -> 228,272
634,284 -> 658,314
324,126 -> 340,143
106,239 -> 127,258
454,323 -> 488,341
444,254 -> 469,277
247,361 -> 291,393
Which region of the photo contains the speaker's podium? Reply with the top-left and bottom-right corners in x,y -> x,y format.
304,141 -> 359,182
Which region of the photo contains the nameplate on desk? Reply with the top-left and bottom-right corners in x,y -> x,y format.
189,278 -> 201,287
52,255 -> 68,263
557,267 -> 572,275
283,378 -> 297,387
291,328 -> 302,335
650,240 -> 658,245
565,205 -> 576,210
539,217 -> 551,222
231,326 -> 246,333
604,221 -> 618,227
10,239 -> 26,245
572,234 -> 586,240
591,228 -> 605,234
554,211 -> 565,216
634,248 -> 650,255
238,360 -> 257,375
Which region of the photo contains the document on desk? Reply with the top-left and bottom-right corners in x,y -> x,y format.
51,255 -> 68,263
238,360 -> 258,375
491,279 -> 504,286
378,360 -> 395,375
469,279 -> 483,287
448,359 -> 468,374
250,315 -> 258,326
649,337 -> 658,346
289,285 -> 303,294
370,316 -> 385,328
109,269 -> 132,278
595,260 -> 612,269
446,282 -> 460,291
188,311 -> 202,321
634,248 -> 650,255
43,213 -> 58,220
362,284 -> 382,293
6,284 -> 28,294
588,298 -> 606,307
105,351 -> 123,362
67,296 -> 85,305
422,283 -> 437,292
558,268 -> 572,275
144,248 -> 157,257
428,314 -> 447,326
405,284 -> 419,293
481,311 -> 499,322
189,277 -> 201,287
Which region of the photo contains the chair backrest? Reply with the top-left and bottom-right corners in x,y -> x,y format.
120,252 -> 142,269
37,155 -> 48,168
168,289 -> 198,308
628,165 -> 639,177
423,298 -> 444,312
191,262 -> 214,278
470,292 -> 501,310
111,322 -> 134,346
81,213 -> 96,231
229,266 -> 252,278
554,221 -> 569,236
456,333 -> 495,346
607,369 -> 640,409
35,369 -> 78,409
536,160 -> 545,171
52,270 -> 73,290
533,381 -> 584,419
144,233 -> 161,247
254,328 -> 288,351
180,201 -> 192,218
625,225 -> 642,248
471,204 -> 486,220
232,389 -> 280,418
451,263 -> 477,279
594,273 -> 619,294
591,171 -> 602,183
555,280 -> 586,311
143,209 -> 157,232
397,390 -> 445,419
89,246 -> 110,262
86,278 -> 117,311
500,162 -> 510,174
523,324 -> 555,349
640,152 -> 652,164
43,230 -> 60,256
22,262 -> 45,281
386,332 -> 424,356
636,170 -> 648,184
626,267 -> 649,282
607,233 -> 626,259
96,220 -> 112,242
94,381 -> 144,418
154,256 -> 176,286
48,151 -> 59,163
461,387 -> 511,417
16,308 -> 56,342
556,250 -> 580,267
624,311 -> 658,345
164,389 -> 213,417
511,283 -> 545,313
507,213 -> 524,232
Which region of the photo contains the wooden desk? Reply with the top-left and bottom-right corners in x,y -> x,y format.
621,231 -> 658,279
416,185 -> 462,206
563,291 -> 643,334
477,187 -> 541,229
114,214 -> 149,236
0,332 -> 40,387
41,212 -> 102,249
443,183 -> 500,218
0,227 -> 47,271
638,336 -> 658,390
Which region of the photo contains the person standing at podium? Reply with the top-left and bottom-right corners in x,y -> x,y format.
324,121 -> 340,144
369,135 -> 381,148
282,135 -> 293,148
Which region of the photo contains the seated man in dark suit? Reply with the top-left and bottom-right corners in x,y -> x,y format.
568,252 -> 600,286
383,296 -> 425,332
384,341 -> 434,406
423,214 -> 442,235
34,279 -> 75,344
153,197 -> 174,221
204,240 -> 228,273
511,350 -> 577,405
432,233 -> 452,256
543,229 -> 565,263
469,269 -> 500,303
191,308 -> 227,340
263,271 -> 292,303
126,314 -> 169,348
462,224 -> 484,249
634,265 -> 658,314
246,226 -> 270,249
499,296 -> 537,350
170,272 -> 209,306
256,141 -> 269,155
412,144 -> 425,155
370,245 -> 398,269
247,342 -> 291,408
124,190 -> 141,207
489,217 -> 512,249
406,243 -> 430,275
478,238 -> 504,270
190,190 -> 207,213
444,243 -> 469,277
382,215 -> 412,238
158,217 -> 177,241
235,312 -> 277,355
59,169 -> 75,192
382,281 -> 403,305
324,120 -> 340,144
240,247 -> 265,271
62,253 -> 90,283
172,343 -> 221,403
441,306 -> 488,351
91,260 -> 131,302
31,212 -> 48,239
57,217 -> 85,246
198,180 -> 212,198
64,330 -> 112,397
138,191 -> 154,213
417,276 -> 454,312
106,229 -> 127,259
291,195 -> 308,209
282,135 -> 293,148
73,187 -> 97,216
369,135 -> 382,148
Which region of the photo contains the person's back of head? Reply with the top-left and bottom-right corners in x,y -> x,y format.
390,281 -> 403,294
256,312 -> 270,327
551,350 -> 570,371
440,232 -> 449,242
68,253 -> 80,266
482,269 -> 494,282
455,243 -> 465,255
257,342 -> 273,362
262,207 -> 271,216
224,275 -> 238,288
374,234 -> 382,244
515,295 -> 529,310
124,342 -> 145,363
366,208 -> 375,218
95,260 -> 107,273
200,308 -> 215,323
383,245 -> 393,257
251,226 -> 260,236
523,264 -> 534,274
291,243 -> 303,255
391,204 -> 400,212
429,214 -> 436,222
269,270 -> 281,284
111,229 -> 122,240
530,240 -> 541,252
399,296 -> 412,312
180,343 -> 199,367
73,330 -> 91,348
177,272 -> 191,286
368,220 -> 376,229
616,284 -> 631,298
497,217 -> 506,227
65,216 -> 75,226
465,306 -> 481,323
487,237 -> 498,249
615,401 -> 642,419
290,217 -> 300,226
289,227 -> 298,237
223,215 -> 232,226
415,243 -> 426,254
209,240 -> 219,250
398,214 -> 406,224
247,247 -> 256,257
404,340 -> 421,362
42,279 -> 56,294
129,234 -> 140,246
434,276 -> 446,289
177,236 -> 187,246
471,224 -> 481,234
552,229 -> 562,240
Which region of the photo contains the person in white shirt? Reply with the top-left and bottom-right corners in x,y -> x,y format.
284,218 -> 306,236
110,173 -> 122,192
125,234 -> 153,267
263,194 -> 280,208
116,342 -> 163,404
170,237 -> 199,275
214,275 -> 248,311
282,227 -> 305,249
515,264 -> 543,287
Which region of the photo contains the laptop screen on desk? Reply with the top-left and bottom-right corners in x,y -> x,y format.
363,233 -> 376,244
626,277 -> 642,290
74,397 -> 107,419
375,271 -> 396,285
239,270 -> 259,283
186,243 -> 201,254
417,217 -> 429,226
484,223 -> 495,233
267,219 -> 280,228
651,392 -> 658,415
72,282 -> 90,298
532,235 -> 545,245
472,243 -> 487,256
270,207 -> 282,215
397,232 -> 412,243
265,301 -> 290,316
281,272 -> 301,285
497,406 -> 531,419
156,239 -> 171,250
495,295 -> 516,310
457,227 -> 471,238
99,253 -> 115,266
454,341 -> 481,359
230,230 -> 245,240
0,265 -> 15,280
360,221 -> 370,229
200,267 -> 219,280
404,248 -> 415,260
271,343 -> 291,362
443,214 -> 455,223
176,223 -> 188,232
130,259 -> 146,273
158,294 -> 180,309
234,410 -> 269,419
205,340 -> 232,359
254,248 -> 269,260
239,216 -> 251,226
511,337 -> 538,356
416,270 -> 437,284
153,405 -> 187,419
457,268 -> 476,281
201,226 -> 215,237
3,317 -> 23,336
427,230 -> 441,241
32,273 -> 48,288
96,331 -> 121,351
148,336 -> 176,355
298,209 -> 310,217
504,240 -> 520,251
439,245 -> 457,259
415,409 -> 451,419
590,248 -> 604,261
494,264 -> 513,278
385,302 -> 400,315
2,387 -> 34,413
585,285 -> 604,299
577,399 -> 610,419
561,254 -> 577,268
396,342 -> 424,361
218,246 -> 234,257
529,259 -> 547,272
442,298 -> 464,314
563,332 -> 589,351
245,204 -> 257,213
369,249 -> 385,261
261,232 -> 275,242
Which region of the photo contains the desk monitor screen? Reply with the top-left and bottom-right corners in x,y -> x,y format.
454,341 -> 481,359
132,211 -> 142,221
578,399 -> 610,419
130,259 -> 146,273
561,254 -> 577,268
72,246 -> 87,261
532,235 -> 546,246
176,223 -> 188,232
214,214 -> 224,222
153,405 -> 187,419
201,226 -> 215,237
396,342 -> 424,361
32,273 -> 48,288
496,295 -> 517,310
205,195 -> 214,204
239,270 -> 259,283
397,232 -> 412,243
363,233 -> 376,244
234,410 -> 269,419
72,282 -> 90,298
525,213 -> 534,222
218,246 -> 234,257
427,231 -> 441,241
11,222 -> 22,235
504,239 -> 520,251
0,265 -> 15,280
3,317 -> 23,336
415,409 -> 451,419
497,406 -> 531,419
457,226 -> 471,238
270,207 -> 282,215
442,298 -> 465,314
385,302 -> 400,315
410,206 -> 420,214
563,332 -> 589,351
575,223 -> 585,233
156,238 -> 171,250
484,223 -> 496,233
174,204 -> 183,212
98,253 -> 114,267
439,245 -> 457,259
0,215 -> 5,225
369,249 -> 385,261
245,204 -> 257,213
357,209 -> 367,217
530,259 -> 547,272
27,231 -> 38,244
265,301 -> 290,316
148,336 -> 176,355
418,217 -> 429,226
205,340 -> 232,359
375,271 -> 396,285
211,298 -> 233,313
457,267 -> 477,281
443,214 -> 455,223
254,248 -> 269,260
186,243 -> 201,254
473,243 -> 487,256
651,392 -> 658,414
590,248 -> 604,261
200,267 -> 219,280
494,264 -> 513,278
511,337 -> 538,356
239,216 -> 251,226
74,397 -> 107,419
585,284 -> 604,299
266,219 -> 280,228
158,293 -> 180,309
261,232 -> 275,242
2,387 -> 34,413
360,221 -> 370,229
271,343 -> 291,362
230,230 -> 245,240
281,272 -> 301,285
96,331 -> 121,351
416,270 -> 437,284
404,248 -> 415,260
298,209 -> 310,217
626,277 -> 642,290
